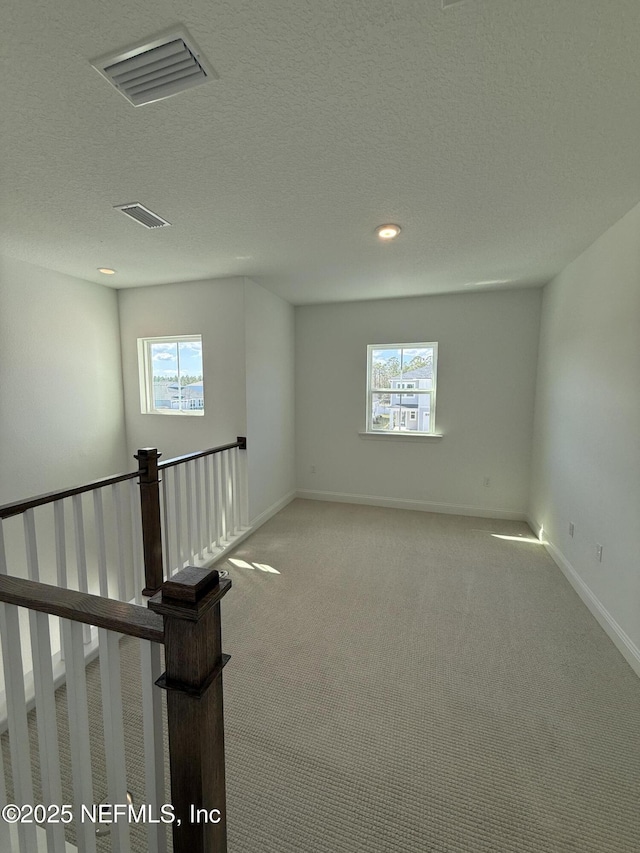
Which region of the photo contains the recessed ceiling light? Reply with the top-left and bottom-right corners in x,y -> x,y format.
376,224 -> 401,241
98,268 -> 117,275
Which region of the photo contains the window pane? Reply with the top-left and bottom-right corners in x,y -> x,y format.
387,394 -> 419,431
401,346 -> 434,389
370,392 -> 392,430
370,348 -> 401,389
150,342 -> 178,410
367,341 -> 437,435
382,394 -> 430,433
178,340 -> 204,411
141,336 -> 204,415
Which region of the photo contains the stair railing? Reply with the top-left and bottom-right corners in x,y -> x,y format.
0,437 -> 246,853
0,437 -> 247,603
0,564 -> 230,853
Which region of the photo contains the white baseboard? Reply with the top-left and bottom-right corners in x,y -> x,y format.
205,490 -> 297,566
248,490 -> 297,530
528,517 -> 640,678
296,489 -> 527,521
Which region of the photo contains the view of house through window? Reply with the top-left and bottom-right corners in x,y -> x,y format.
138,335 -> 204,415
367,342 -> 438,434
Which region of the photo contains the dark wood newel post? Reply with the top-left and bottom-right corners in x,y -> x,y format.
135,447 -> 164,596
148,566 -> 231,853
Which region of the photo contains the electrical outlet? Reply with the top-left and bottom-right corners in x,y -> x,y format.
310,465 -> 316,474
596,544 -> 603,562
482,477 -> 490,487
569,522 -> 574,537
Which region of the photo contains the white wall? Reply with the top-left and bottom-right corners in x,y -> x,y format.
118,277 -> 247,461
244,279 -> 295,523
118,276 -> 296,526
0,255 -> 127,504
295,288 -> 542,518
529,202 -> 640,663
0,256 -> 129,689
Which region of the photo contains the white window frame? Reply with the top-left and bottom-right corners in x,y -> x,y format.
138,334 -> 204,416
366,342 -> 438,436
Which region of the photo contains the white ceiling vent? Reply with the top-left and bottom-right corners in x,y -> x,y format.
114,203 -> 171,229
91,27 -> 218,107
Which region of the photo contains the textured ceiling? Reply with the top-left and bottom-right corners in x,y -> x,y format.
2,0 -> 640,304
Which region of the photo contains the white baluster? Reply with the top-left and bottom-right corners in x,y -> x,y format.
54,500 -> 67,663
204,454 -> 213,554
238,443 -> 249,527
0,519 -> 7,575
0,735 -> 14,850
160,470 -> 172,582
31,611 -> 66,853
0,602 -> 37,852
98,629 -> 131,853
24,509 -> 67,849
53,500 -> 67,588
129,479 -> 144,605
225,450 -> 235,539
72,495 -> 88,592
195,457 -> 204,560
140,639 -> 167,853
23,508 -> 40,582
72,495 -> 92,644
173,466 -> 185,570
185,460 -> 196,563
112,483 -> 128,602
61,618 -> 97,853
231,447 -> 240,535
212,454 -> 222,550
219,452 -> 228,544
93,489 -> 109,598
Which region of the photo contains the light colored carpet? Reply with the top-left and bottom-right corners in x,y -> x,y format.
4,499 -> 640,852
221,500 -> 640,853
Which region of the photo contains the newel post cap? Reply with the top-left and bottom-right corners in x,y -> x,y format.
148,566 -> 231,621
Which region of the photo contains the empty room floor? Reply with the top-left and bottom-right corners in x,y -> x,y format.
220,499 -> 640,853
5,498 -> 638,852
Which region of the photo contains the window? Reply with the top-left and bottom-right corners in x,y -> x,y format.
367,342 -> 438,435
138,335 -> 204,415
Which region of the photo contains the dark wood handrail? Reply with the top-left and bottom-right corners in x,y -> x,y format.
0,574 -> 164,643
0,469 -> 142,520
0,437 -> 247,521
158,437 -> 246,471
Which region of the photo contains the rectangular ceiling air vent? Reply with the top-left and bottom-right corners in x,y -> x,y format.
114,203 -> 172,229
91,27 -> 218,107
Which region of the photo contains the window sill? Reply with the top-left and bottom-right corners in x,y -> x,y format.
358,431 -> 443,441
142,410 -> 205,417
